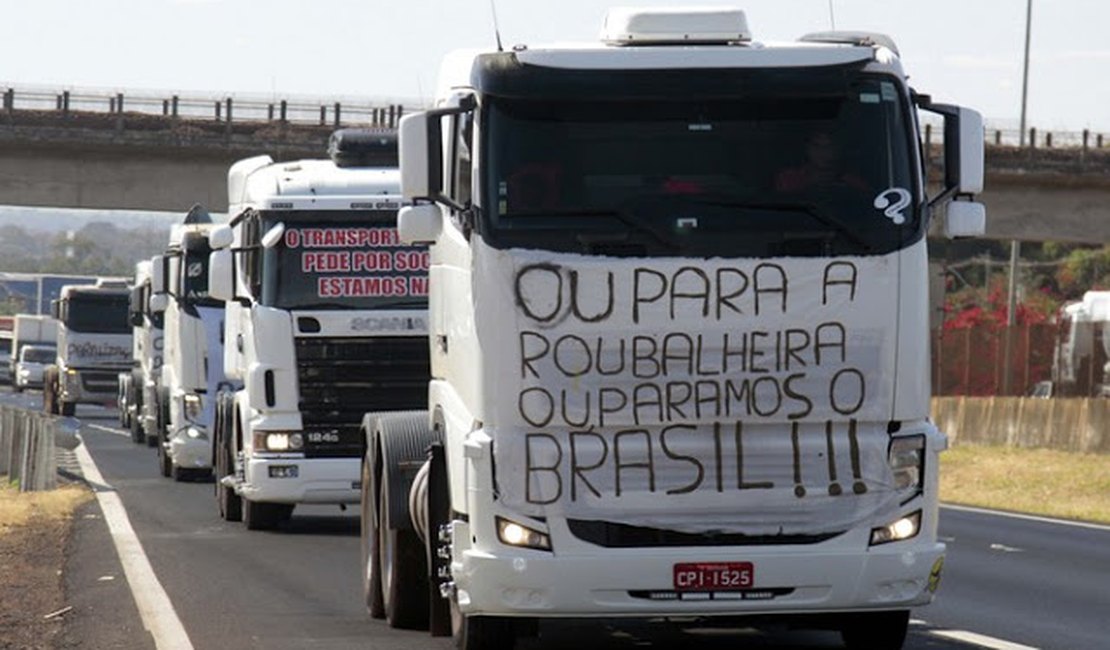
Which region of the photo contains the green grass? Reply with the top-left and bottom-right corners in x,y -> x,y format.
940,446 -> 1110,525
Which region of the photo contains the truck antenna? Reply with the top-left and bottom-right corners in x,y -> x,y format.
490,0 -> 504,52
827,0 -> 837,29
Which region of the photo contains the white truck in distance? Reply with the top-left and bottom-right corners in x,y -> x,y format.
207,130 -> 431,531
118,260 -> 164,444
150,207 -> 227,480
11,315 -> 58,393
362,8 -> 987,650
44,285 -> 132,416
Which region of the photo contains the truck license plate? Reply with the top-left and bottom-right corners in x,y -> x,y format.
673,562 -> 754,591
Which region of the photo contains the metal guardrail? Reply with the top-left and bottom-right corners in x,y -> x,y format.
1,85 -> 413,129
0,404 -> 80,492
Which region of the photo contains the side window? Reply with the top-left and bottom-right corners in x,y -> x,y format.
242,212 -> 262,299
166,255 -> 182,298
454,112 -> 474,207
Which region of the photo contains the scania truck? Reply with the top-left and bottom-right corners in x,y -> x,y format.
150,207 -> 227,480
118,260 -> 164,444
360,8 -> 986,650
207,130 -> 431,530
44,284 -> 132,416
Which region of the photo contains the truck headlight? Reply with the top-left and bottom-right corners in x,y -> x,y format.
183,394 -> 203,422
253,432 -> 304,452
496,516 -> 551,551
889,434 -> 925,491
870,510 -> 922,546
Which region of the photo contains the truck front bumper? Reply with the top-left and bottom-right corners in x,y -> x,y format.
451,522 -> 944,619
168,427 -> 212,470
240,457 -> 360,505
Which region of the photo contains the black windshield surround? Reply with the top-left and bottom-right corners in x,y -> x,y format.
259,210 -> 429,311
474,55 -> 924,258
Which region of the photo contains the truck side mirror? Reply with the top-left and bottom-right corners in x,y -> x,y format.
397,205 -> 443,245
209,225 -> 234,250
148,294 -> 168,313
151,256 -> 166,294
208,249 -> 234,302
945,200 -> 986,238
919,100 -> 986,206
50,299 -> 61,321
400,112 -> 436,201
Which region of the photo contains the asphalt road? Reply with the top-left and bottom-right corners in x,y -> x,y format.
9,390 -> 1107,650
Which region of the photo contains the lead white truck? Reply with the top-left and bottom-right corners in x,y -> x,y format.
360,8 -> 986,650
149,207 -> 228,480
206,130 -> 431,530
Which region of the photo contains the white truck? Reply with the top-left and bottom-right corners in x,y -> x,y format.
118,260 -> 165,444
1037,290 -> 1110,397
149,207 -> 227,480
360,8 -> 987,649
10,315 -> 58,393
14,344 -> 56,392
43,284 -> 132,416
207,130 -> 431,530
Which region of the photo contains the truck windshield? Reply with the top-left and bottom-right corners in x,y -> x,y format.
64,294 -> 130,333
21,347 -> 54,363
260,211 -> 428,311
483,73 -> 918,258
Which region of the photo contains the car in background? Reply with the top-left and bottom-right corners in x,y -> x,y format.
14,344 -> 56,392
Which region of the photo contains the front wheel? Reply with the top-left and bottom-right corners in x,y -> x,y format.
158,438 -> 173,478
360,459 -> 384,618
243,499 -> 293,531
840,610 -> 910,650
60,401 -> 75,417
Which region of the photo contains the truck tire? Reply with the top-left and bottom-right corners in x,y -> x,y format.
214,397 -> 241,522
129,412 -> 145,444
60,401 -> 76,417
243,499 -> 293,531
453,614 -> 515,650
360,457 -> 385,619
158,432 -> 173,478
378,473 -> 429,630
42,368 -> 58,415
840,610 -> 910,650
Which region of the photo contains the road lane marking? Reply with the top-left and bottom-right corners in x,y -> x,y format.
942,503 -> 1110,532
988,543 -> 1024,553
86,423 -> 129,438
74,434 -> 195,650
930,629 -> 1039,650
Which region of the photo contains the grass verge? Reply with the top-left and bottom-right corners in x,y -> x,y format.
940,445 -> 1110,525
0,478 -> 92,535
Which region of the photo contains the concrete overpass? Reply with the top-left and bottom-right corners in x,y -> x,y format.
2,101 -> 1110,241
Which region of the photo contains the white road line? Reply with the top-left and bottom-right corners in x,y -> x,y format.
942,503 -> 1110,532
86,423 -> 129,438
930,629 -> 1039,650
74,434 -> 194,650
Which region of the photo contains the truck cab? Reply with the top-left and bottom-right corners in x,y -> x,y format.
362,8 -> 986,650
207,130 -> 431,530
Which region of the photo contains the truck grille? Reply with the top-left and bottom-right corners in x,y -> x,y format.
566,519 -> 841,548
81,372 -> 121,394
294,336 -> 429,458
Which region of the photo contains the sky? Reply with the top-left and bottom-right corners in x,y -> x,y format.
0,0 -> 1107,133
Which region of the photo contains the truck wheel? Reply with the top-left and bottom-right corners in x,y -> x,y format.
158,439 -> 173,478
360,458 -> 385,619
129,414 -> 145,444
60,401 -> 76,417
840,610 -> 910,650
379,473 -> 429,630
215,403 -> 242,522
243,499 -> 293,531
453,613 -> 515,650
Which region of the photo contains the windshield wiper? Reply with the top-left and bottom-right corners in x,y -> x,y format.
502,208 -> 680,253
686,197 -> 874,253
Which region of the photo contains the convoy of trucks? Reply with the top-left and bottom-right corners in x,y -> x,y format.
205,130 -> 430,529
3,8 -> 1002,650
354,8 -> 985,649
42,283 -> 132,416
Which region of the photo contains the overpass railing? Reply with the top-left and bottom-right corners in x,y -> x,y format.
1,85 -> 416,129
